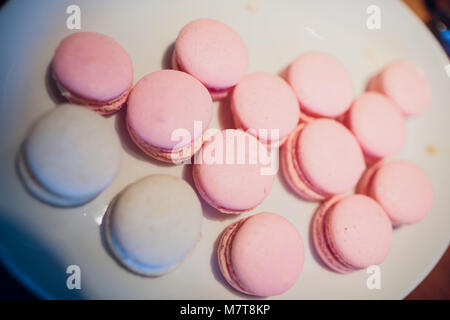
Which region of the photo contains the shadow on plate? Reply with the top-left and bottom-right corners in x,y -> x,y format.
217,95 -> 235,130
113,107 -> 175,167
45,62 -> 66,105
161,42 -> 175,70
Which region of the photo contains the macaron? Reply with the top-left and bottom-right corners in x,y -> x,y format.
52,32 -> 133,115
231,72 -> 300,148
281,119 -> 366,201
217,212 -> 304,297
286,52 -> 353,121
104,174 -> 202,276
357,160 -> 433,226
312,194 -> 392,274
126,70 -> 213,164
18,104 -> 121,207
345,92 -> 406,162
193,129 -> 275,214
172,18 -> 248,101
367,60 -> 431,116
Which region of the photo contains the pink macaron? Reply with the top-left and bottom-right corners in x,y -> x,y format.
345,92 -> 406,162
286,52 -> 353,121
367,60 -> 431,117
193,129 -> 275,214
52,32 -> 133,115
217,212 -> 304,297
126,70 -> 213,163
172,18 -> 248,101
357,160 -> 433,226
231,72 -> 300,148
313,194 -> 392,274
281,119 -> 366,201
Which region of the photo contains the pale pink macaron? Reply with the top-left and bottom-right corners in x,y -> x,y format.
357,160 -> 433,226
127,70 -> 213,163
218,212 -> 304,297
367,60 -> 431,117
281,119 -> 366,201
286,52 -> 353,122
193,129 -> 275,214
313,194 -> 392,274
231,72 -> 300,148
52,32 -> 133,115
345,92 -> 406,162
172,18 -> 248,101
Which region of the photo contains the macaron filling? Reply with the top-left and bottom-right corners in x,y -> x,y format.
127,120 -> 204,163
313,196 -> 356,273
282,125 -> 330,200
217,218 -> 253,294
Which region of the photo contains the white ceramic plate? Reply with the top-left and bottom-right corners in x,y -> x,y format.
0,0 -> 449,299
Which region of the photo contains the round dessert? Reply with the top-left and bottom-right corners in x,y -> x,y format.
312,194 -> 392,274
281,119 -> 366,201
357,160 -> 433,226
346,92 -> 406,162
193,129 -> 275,214
104,174 -> 202,276
217,212 -> 304,297
172,18 -> 248,101
287,52 -> 353,120
367,60 -> 431,117
18,104 -> 121,207
126,70 -> 213,164
52,32 -> 133,115
231,72 -> 300,148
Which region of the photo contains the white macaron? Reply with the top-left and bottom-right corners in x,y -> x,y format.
18,104 -> 121,206
104,174 -> 203,276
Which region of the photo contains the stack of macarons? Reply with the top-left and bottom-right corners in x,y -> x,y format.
18,16 -> 434,298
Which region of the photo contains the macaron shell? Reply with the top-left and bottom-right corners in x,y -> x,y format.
231,73 -> 300,143
217,218 -> 253,294
347,92 -> 406,159
126,70 -> 213,150
312,195 -> 354,273
230,212 -> 304,296
356,160 -> 384,195
280,124 -> 326,201
287,52 -> 353,117
193,130 -> 274,213
175,19 -> 248,90
105,174 -> 202,276
24,104 -> 121,200
327,195 -> 392,269
297,119 -> 366,195
53,32 -> 133,102
55,78 -> 131,115
369,161 -> 433,225
17,149 -> 94,207
369,60 -> 431,116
